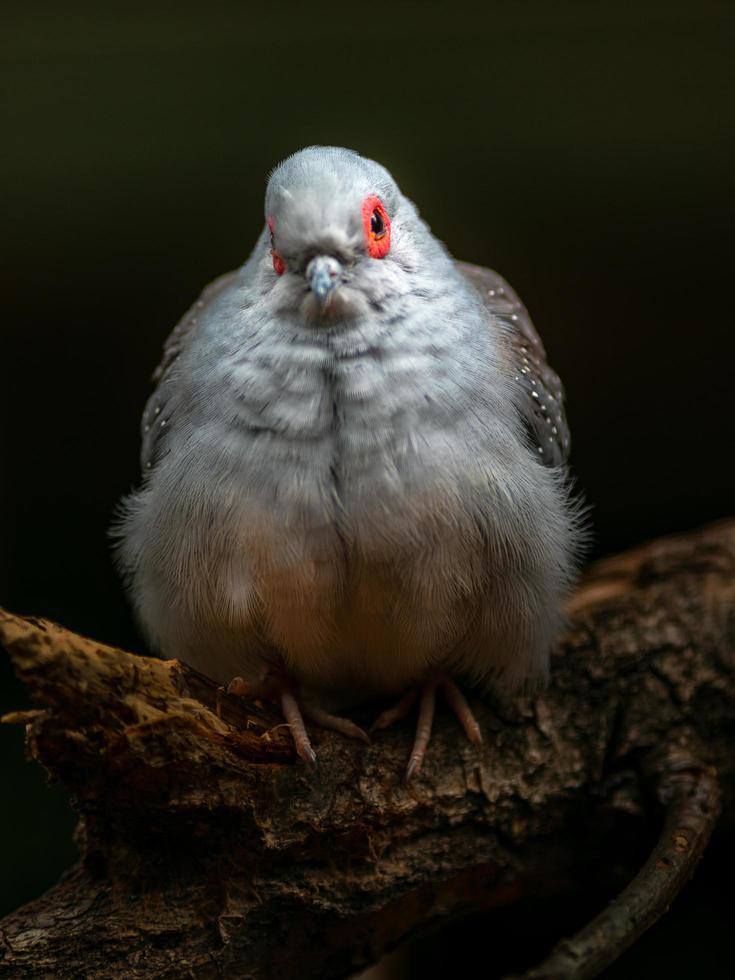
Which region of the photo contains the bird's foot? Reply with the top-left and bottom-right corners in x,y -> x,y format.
372,674 -> 482,781
219,669 -> 369,769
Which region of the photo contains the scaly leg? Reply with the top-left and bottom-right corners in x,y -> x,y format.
441,676 -> 483,744
373,674 -> 483,781
406,680 -> 438,781
371,689 -> 418,731
220,668 -> 369,768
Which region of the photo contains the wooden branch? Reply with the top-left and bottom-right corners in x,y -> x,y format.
1,520 -> 735,979
507,755 -> 721,979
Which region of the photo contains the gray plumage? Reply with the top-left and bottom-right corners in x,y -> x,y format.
114,146 -> 583,707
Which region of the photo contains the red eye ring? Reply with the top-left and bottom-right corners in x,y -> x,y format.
267,215 -> 286,276
362,195 -> 391,259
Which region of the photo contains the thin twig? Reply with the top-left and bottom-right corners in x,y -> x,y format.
505,756 -> 721,979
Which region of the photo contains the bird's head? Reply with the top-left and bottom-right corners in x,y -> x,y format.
262,146 -> 419,321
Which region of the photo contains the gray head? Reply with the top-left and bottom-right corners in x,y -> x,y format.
261,146 -> 439,321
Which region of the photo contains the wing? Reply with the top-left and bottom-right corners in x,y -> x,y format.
457,261 -> 571,467
140,269 -> 239,471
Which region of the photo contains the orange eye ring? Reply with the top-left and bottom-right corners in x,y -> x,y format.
267,215 -> 286,275
362,196 -> 391,259
271,250 -> 286,276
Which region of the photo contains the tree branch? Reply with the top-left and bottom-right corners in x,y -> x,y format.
1,520 -> 735,978
506,754 -> 721,979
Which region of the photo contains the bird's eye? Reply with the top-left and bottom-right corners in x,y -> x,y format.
362,195 -> 391,259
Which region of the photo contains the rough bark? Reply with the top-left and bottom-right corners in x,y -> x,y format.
1,520 -> 734,979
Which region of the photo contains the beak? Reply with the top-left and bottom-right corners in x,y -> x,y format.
306,255 -> 343,306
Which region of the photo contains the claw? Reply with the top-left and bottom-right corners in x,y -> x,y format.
441,677 -> 483,744
302,702 -> 371,744
370,689 -> 418,732
222,670 -> 368,768
280,689 -> 318,768
405,681 -> 437,781
373,674 -> 483,781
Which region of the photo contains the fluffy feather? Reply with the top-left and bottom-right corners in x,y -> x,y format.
113,146 -> 585,704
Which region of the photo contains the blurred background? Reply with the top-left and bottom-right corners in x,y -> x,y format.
1,1 -> 733,975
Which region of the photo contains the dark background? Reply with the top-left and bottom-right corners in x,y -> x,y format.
1,1 -> 733,976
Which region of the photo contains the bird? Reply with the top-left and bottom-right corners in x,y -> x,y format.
114,146 -> 584,780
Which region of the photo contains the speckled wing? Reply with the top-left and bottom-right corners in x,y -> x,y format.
458,261 -> 571,467
140,270 -> 239,471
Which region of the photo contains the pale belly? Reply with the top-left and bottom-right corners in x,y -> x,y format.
220,484 -> 488,699
136,422 -> 555,701
145,395 -> 506,695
